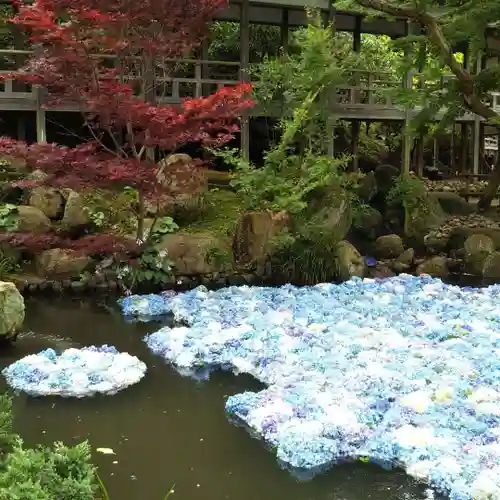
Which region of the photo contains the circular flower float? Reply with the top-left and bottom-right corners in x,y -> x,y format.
2,345 -> 147,397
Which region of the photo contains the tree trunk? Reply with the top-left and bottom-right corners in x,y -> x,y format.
478,154 -> 500,212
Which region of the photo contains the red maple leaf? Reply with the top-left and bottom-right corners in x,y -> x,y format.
0,0 -> 253,256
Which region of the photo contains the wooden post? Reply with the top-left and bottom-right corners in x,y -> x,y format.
401,20 -> 412,177
201,38 -> 210,96
460,41 -> 469,174
473,52 -> 482,175
17,114 -> 26,141
326,1 -> 336,157
416,34 -> 425,176
460,122 -> 469,173
450,124 -> 456,174
239,0 -> 250,161
281,8 -> 289,54
351,121 -> 360,171
433,136 -> 439,168
351,16 -> 362,171
35,87 -> 46,143
416,135 -> 424,177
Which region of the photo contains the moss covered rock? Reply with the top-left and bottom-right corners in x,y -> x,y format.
403,193 -> 446,242
335,240 -> 365,281
16,205 -> 52,233
28,187 -> 65,219
0,281 -> 24,340
416,256 -> 449,278
36,249 -> 93,278
158,232 -> 232,275
482,252 -> 500,279
61,190 -> 89,231
233,211 -> 290,268
374,234 -> 404,259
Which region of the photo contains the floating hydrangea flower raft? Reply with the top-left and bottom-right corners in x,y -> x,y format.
2,345 -> 147,397
124,275 -> 500,499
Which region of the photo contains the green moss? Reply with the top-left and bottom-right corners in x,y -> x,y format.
82,188 -> 138,234
182,188 -> 244,238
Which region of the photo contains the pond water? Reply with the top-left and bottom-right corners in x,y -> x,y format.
0,296 -> 434,500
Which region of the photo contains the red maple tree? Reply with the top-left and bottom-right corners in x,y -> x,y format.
0,0 -> 252,255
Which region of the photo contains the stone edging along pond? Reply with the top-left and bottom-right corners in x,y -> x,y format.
12,270 -> 263,296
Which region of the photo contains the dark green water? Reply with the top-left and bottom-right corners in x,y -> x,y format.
0,297 -> 432,500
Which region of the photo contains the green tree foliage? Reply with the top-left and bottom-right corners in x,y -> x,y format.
217,16 -> 368,284
223,16 -> 354,213
339,0 -> 500,209
210,19 -> 404,164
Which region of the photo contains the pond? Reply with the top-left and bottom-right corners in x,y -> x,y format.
0,296 -> 433,500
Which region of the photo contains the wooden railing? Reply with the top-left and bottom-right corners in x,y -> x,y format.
0,49 -> 242,104
334,69 -> 398,107
0,49 -> 499,116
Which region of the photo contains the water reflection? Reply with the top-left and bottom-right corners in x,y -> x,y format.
0,297 -> 434,500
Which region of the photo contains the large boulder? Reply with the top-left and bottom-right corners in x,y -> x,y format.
393,247 -> 415,272
146,154 -> 208,215
36,248 -> 93,278
464,233 -> 495,255
158,232 -> 232,275
428,192 -> 474,216
0,281 -> 24,340
335,240 -> 365,281
482,252 -> 500,279
463,234 -> 495,275
403,193 -> 446,242
449,227 -> 500,251
374,234 -> 404,259
28,187 -> 65,219
416,256 -> 449,279
16,205 -> 52,233
233,211 -> 290,267
301,188 -> 352,243
61,190 -> 89,231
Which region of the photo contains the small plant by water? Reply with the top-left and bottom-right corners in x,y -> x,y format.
0,204 -> 18,232
115,216 -> 179,292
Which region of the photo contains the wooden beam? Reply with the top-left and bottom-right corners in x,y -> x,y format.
281,8 -> 289,53
401,19 -> 412,177
353,16 -> 362,52
473,53 -> 482,174
240,0 -> 250,161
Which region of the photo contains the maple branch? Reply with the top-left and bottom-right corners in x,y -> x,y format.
354,0 -> 498,119
83,117 -> 119,156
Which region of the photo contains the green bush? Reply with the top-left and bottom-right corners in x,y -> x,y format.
0,394 -> 99,500
215,14 -> 368,283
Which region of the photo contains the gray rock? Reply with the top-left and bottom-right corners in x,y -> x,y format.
482,252 -> 500,279
28,187 -> 65,219
464,234 -> 495,256
61,190 -> 89,230
36,249 -> 93,278
16,205 -> 52,233
428,192 -> 474,216
335,240 -> 365,281
374,234 -> 404,259
159,232 -> 232,276
0,281 -> 24,339
416,256 -> 449,278
393,248 -> 415,272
